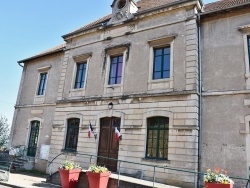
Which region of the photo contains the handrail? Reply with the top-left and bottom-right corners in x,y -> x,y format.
47,152 -> 250,187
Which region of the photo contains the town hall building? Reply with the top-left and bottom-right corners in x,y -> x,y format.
9,0 -> 250,187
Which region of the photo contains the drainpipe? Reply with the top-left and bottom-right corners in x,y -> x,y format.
18,61 -> 24,68
9,61 -> 25,148
197,13 -> 203,188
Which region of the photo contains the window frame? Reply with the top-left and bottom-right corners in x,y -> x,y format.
64,118 -> 80,152
146,116 -> 169,160
69,53 -> 91,98
27,120 -> 40,157
37,72 -> 48,96
248,36 -> 250,70
104,46 -> 127,95
153,46 -> 171,80
108,55 -> 124,85
74,62 -> 87,89
239,25 -> 250,89
147,36 -> 175,91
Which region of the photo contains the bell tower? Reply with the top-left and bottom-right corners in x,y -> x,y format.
108,0 -> 138,25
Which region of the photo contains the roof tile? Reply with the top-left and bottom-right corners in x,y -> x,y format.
204,0 -> 250,12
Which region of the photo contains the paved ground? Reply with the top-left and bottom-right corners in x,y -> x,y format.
0,173 -> 61,188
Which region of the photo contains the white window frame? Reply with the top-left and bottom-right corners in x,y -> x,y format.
69,53 -> 91,98
34,66 -> 51,104
239,25 -> 250,89
104,47 -> 127,95
147,35 -> 175,92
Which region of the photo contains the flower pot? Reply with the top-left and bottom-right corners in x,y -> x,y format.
86,171 -> 111,188
205,183 -> 233,188
59,168 -> 81,188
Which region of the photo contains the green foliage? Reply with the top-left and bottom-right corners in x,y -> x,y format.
88,164 -> 109,173
59,160 -> 81,170
0,116 -> 10,148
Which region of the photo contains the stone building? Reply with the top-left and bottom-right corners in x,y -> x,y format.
9,0 -> 250,187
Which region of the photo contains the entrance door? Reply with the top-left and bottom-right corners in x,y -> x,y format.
97,117 -> 120,172
27,121 -> 40,157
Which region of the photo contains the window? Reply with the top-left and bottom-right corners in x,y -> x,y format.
65,118 -> 80,151
27,121 -> 40,157
74,62 -> 87,89
37,73 -> 47,95
248,36 -> 250,69
153,47 -> 170,80
109,55 -> 123,85
146,117 -> 169,160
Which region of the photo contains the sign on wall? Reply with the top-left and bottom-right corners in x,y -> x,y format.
40,144 -> 50,160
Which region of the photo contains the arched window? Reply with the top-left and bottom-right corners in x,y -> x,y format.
27,121 -> 40,157
146,117 -> 169,160
65,118 -> 80,151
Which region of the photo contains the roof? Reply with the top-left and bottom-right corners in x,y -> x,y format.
62,0 -> 186,38
65,0 -> 250,37
203,0 -> 250,13
18,43 -> 66,63
20,0 -> 250,63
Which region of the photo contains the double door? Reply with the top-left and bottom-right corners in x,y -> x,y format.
97,117 -> 120,172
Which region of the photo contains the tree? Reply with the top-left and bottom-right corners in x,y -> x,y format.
0,116 -> 10,148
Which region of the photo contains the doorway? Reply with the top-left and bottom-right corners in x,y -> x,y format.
27,121 -> 40,157
97,117 -> 120,172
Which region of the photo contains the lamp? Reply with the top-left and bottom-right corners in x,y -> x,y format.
108,102 -> 113,110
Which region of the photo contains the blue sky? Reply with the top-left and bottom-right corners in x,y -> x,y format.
0,0 -> 215,125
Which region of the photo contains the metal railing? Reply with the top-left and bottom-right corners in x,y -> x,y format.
48,152 -> 250,188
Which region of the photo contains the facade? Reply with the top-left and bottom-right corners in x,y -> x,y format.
9,0 -> 250,187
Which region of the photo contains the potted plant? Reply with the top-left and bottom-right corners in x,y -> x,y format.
58,160 -> 82,188
204,167 -> 234,188
86,163 -> 111,188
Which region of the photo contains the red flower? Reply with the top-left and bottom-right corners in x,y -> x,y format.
214,167 -> 220,173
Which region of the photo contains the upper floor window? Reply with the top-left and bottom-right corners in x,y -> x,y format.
153,47 -> 170,80
248,36 -> 250,68
74,62 -> 87,89
146,117 -> 169,160
65,118 -> 79,151
109,55 -> 123,85
37,73 -> 47,95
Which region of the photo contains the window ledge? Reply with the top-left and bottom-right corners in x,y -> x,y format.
35,95 -> 45,98
70,88 -> 85,92
61,149 -> 77,155
245,74 -> 250,78
69,89 -> 86,98
105,84 -> 123,88
141,158 -> 170,164
148,78 -> 173,84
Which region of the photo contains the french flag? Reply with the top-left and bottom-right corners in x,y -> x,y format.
115,125 -> 121,141
88,122 -> 94,138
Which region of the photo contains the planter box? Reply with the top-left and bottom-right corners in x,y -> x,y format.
59,168 -> 81,188
86,171 -> 111,188
205,183 -> 233,188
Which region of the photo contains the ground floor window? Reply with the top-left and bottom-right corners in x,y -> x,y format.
65,118 -> 80,151
146,117 -> 169,160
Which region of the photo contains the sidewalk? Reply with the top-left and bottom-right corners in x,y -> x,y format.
0,173 -> 61,188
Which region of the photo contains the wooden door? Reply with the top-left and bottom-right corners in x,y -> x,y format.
97,117 -> 120,172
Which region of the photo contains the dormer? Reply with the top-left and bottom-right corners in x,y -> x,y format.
108,0 -> 138,25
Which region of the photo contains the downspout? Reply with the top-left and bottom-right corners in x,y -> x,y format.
18,61 -> 24,68
9,61 -> 25,148
197,13 -> 203,188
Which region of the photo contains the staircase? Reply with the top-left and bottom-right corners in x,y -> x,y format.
11,157 -> 27,172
